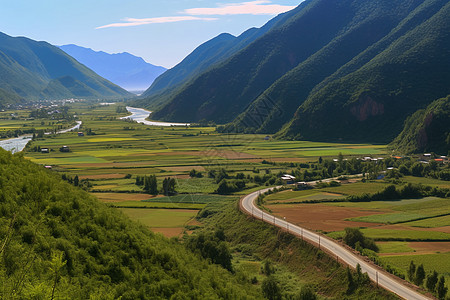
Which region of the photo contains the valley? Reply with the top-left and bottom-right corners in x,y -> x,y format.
1,0 -> 449,298
1,101 -> 447,299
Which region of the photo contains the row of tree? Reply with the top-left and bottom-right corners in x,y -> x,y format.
408,261 -> 447,299
135,175 -> 177,196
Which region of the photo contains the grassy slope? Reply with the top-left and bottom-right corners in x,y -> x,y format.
194,200 -> 397,299
0,149 -> 262,299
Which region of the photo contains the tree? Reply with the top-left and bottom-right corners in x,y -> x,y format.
426,271 -> 438,292
148,175 -> 158,195
143,176 -> 150,192
262,260 -> 274,276
297,285 -> 317,300
346,267 -> 356,294
414,264 -> 425,286
262,276 -> 282,300
437,276 -> 448,299
408,261 -> 416,282
162,177 -> 176,196
344,228 -> 364,248
73,175 -> 79,187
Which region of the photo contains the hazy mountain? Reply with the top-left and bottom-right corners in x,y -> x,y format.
59,44 -> 166,92
137,0 -> 449,150
0,32 -> 132,107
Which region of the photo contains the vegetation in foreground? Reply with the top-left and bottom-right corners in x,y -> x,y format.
187,199 -> 398,299
0,149 -> 262,299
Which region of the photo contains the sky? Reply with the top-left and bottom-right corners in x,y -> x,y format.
0,0 -> 301,68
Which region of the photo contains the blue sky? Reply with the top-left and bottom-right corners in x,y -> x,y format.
1,0 -> 301,68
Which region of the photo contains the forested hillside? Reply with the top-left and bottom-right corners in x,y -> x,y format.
0,149 -> 260,299
280,0 -> 450,143
390,95 -> 450,154
134,1 -> 308,110
0,32 -> 132,105
136,0 -> 450,151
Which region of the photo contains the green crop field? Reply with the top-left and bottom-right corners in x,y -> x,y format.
321,181 -> 389,196
328,228 -> 450,241
119,208 -> 198,228
348,197 -> 449,224
377,242 -> 414,253
405,215 -> 450,228
142,194 -> 238,204
111,201 -> 205,210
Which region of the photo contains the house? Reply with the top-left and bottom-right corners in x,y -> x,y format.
264,136 -> 271,141
41,148 -> 49,153
60,145 -> 70,152
281,174 -> 296,184
44,165 -> 52,169
77,132 -> 84,136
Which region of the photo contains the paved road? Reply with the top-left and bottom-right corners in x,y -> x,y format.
240,186 -> 432,300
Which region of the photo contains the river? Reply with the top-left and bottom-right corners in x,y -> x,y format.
120,107 -> 189,127
0,121 -> 82,154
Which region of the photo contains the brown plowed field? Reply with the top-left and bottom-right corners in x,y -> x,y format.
268,203 -> 385,232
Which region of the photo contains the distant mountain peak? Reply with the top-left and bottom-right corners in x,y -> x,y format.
59,44 -> 166,91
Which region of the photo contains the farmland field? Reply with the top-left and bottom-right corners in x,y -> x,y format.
2,101 -> 448,293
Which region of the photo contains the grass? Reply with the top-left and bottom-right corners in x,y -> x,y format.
377,242 -> 414,253
321,181 -> 389,196
142,194 -> 238,204
405,215 -> 450,228
402,176 -> 450,189
347,197 -> 449,223
362,228 -> 450,241
111,201 -> 205,210
118,208 -> 198,228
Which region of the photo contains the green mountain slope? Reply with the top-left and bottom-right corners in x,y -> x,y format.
137,0 -> 449,150
152,0 -> 365,123
0,32 -> 132,103
137,3 -> 306,110
390,95 -> 450,154
231,0 -> 443,134
280,0 -> 450,143
0,149 -> 261,299
0,88 -> 23,109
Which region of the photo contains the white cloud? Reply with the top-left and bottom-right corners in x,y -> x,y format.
183,1 -> 296,16
96,1 -> 297,29
96,16 -> 217,29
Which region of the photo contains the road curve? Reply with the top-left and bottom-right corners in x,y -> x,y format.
240,186 -> 432,300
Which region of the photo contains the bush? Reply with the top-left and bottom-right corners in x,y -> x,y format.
343,228 -> 378,252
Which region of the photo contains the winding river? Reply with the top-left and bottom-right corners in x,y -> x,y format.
120,107 -> 189,127
0,121 -> 82,154
1,106 -> 187,154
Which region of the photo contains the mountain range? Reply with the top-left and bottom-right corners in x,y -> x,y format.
136,0 -> 450,153
0,32 -> 132,107
59,45 -> 166,92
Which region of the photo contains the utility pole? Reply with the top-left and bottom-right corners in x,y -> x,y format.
376,271 -> 378,288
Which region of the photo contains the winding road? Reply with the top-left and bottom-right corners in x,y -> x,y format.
240,186 -> 433,300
